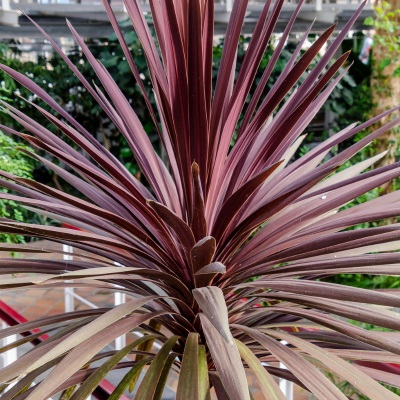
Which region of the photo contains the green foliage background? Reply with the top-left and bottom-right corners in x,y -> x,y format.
0,131 -> 34,244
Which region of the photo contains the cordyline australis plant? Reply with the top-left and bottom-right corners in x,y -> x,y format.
1,0 -> 400,399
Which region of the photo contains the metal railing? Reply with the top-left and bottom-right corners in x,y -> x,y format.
0,299 -> 129,399
63,244 -> 127,351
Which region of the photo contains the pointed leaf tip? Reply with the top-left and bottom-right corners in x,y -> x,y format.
191,236 -> 216,273
192,161 -> 200,172
195,262 -> 226,275
193,286 -> 231,343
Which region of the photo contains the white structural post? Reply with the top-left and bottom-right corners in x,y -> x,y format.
62,245 -> 91,400
315,0 -> 322,12
63,244 -> 75,313
1,0 -> 10,10
1,321 -> 17,367
1,321 -> 17,393
279,365 -> 294,400
279,341 -> 294,400
114,261 -> 126,350
225,0 -> 233,12
0,0 -> 19,26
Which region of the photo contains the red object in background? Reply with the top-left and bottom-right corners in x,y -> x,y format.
0,300 -> 49,345
61,223 -> 82,231
1,225 -> 132,397
0,300 -> 130,400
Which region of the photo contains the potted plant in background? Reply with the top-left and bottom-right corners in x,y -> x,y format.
0,0 -> 400,398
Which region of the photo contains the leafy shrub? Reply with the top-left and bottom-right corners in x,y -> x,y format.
0,1 -> 400,399
0,131 -> 34,244
364,0 -> 400,76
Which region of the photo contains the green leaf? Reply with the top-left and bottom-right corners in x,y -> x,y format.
108,357 -> 153,400
378,58 -> 391,71
120,147 -> 132,158
70,335 -> 158,400
133,335 -> 179,400
198,345 -> 211,400
364,16 -> 375,25
101,55 -> 120,68
176,333 -> 199,400
235,339 -> 285,400
153,353 -> 176,400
